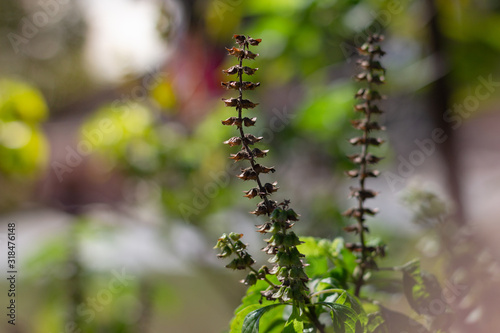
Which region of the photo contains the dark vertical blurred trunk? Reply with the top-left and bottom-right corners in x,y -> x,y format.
425,0 -> 465,226
135,280 -> 152,333
67,217 -> 85,331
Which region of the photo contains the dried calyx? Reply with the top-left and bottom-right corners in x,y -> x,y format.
220,35 -> 277,216
217,35 -> 310,307
344,34 -> 387,297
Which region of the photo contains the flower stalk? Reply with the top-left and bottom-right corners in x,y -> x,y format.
216,35 -> 311,311
344,34 -> 387,297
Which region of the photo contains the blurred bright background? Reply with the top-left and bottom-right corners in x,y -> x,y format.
1,0 -> 500,332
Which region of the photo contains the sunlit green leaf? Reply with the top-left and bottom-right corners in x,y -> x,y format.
319,302 -> 360,333
283,307 -> 304,333
232,304 -> 262,333
241,304 -> 285,333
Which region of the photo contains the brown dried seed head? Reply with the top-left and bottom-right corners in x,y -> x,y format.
245,50 -> 259,60
358,60 -> 385,72
241,99 -> 259,109
221,117 -> 243,127
229,151 -> 251,161
354,103 -> 383,114
221,117 -> 238,126
223,137 -> 242,147
349,187 -> 378,200
243,188 -> 259,199
237,168 -> 258,181
358,43 -> 386,56
348,153 -> 383,164
253,164 -> 275,174
366,154 -> 383,164
263,182 -> 279,194
242,82 -> 260,90
256,222 -> 272,233
222,65 -> 239,75
368,34 -> 384,43
350,119 -> 386,131
342,207 -> 379,218
345,170 -> 359,178
243,117 -> 257,127
221,81 -> 260,90
222,97 -> 238,107
242,66 -> 258,75
355,88 -> 383,101
251,203 -> 269,216
221,81 -> 239,90
226,47 -> 245,58
233,34 -> 246,45
248,37 -> 262,46
252,148 -> 269,158
344,225 -> 362,234
244,134 -> 263,144
349,137 -> 385,146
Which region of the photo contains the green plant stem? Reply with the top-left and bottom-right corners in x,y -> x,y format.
305,301 -> 326,333
310,288 -> 346,298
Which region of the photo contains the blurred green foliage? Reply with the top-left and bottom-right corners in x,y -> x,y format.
0,79 -> 48,176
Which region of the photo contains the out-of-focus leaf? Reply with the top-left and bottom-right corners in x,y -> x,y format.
150,80 -> 177,110
379,306 -> 429,333
0,79 -> 49,176
303,322 -> 317,332
244,0 -> 310,15
298,237 -> 355,289
335,291 -> 366,326
294,83 -> 354,141
297,237 -> 330,278
0,79 -> 48,122
402,260 -> 443,315
365,312 -> 388,333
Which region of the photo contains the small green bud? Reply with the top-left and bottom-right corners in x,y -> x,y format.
217,245 -> 233,258
242,253 -> 256,267
225,258 -> 249,270
241,272 -> 258,286
233,240 -> 247,251
268,233 -> 284,246
286,209 -> 299,221
214,234 -> 229,249
258,265 -> 270,277
229,232 -> 243,241
270,208 -> 282,220
283,232 -> 302,247
290,266 -> 309,282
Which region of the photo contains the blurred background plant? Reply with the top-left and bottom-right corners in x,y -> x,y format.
1,0 -> 500,332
